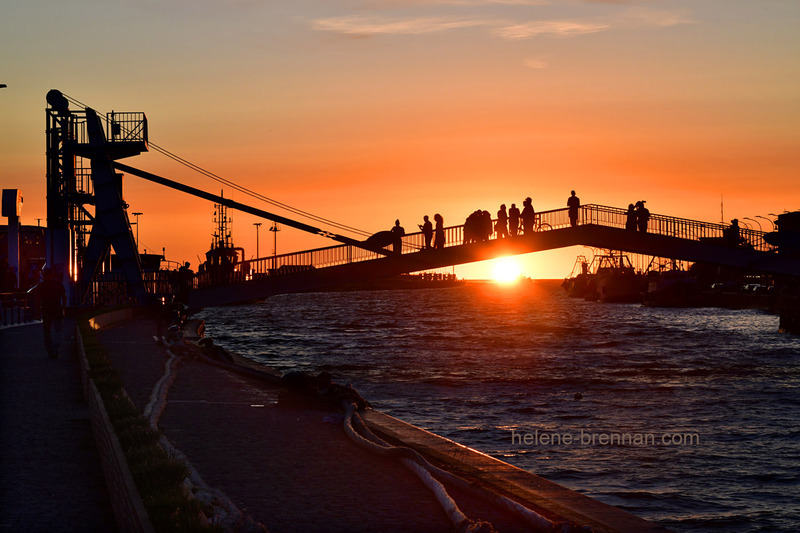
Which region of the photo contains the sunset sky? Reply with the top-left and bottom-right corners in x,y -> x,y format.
2,0 -> 799,279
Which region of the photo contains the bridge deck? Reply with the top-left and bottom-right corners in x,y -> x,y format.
188,205 -> 796,308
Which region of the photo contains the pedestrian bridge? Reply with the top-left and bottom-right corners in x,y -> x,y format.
41,91 -> 796,311
186,204 -> 798,308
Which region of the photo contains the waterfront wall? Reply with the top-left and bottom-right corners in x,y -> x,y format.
77,309 -> 155,533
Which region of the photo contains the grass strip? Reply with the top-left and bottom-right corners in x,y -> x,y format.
80,321 -> 222,533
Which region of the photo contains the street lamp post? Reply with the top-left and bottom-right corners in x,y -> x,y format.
253,222 -> 262,258
132,212 -> 143,252
743,217 -> 762,232
756,215 -> 775,231
269,222 -> 280,257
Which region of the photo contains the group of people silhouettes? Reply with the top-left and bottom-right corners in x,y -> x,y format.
461,196 -> 543,244
496,197 -> 539,238
403,213 -> 445,251
625,201 -> 651,232
391,190 -> 656,252
393,191 -> 586,252
463,210 -> 493,244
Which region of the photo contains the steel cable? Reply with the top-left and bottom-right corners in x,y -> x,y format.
60,93 -> 373,238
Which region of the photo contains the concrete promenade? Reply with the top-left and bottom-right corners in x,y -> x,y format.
0,321 -> 116,532
99,316 -> 537,532
1,314 -> 670,532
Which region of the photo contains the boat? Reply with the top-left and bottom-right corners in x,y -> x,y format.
561,255 -> 592,298
642,269 -> 702,307
197,202 -> 245,286
564,252 -> 644,303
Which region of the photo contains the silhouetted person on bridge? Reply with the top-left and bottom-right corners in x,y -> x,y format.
725,219 -> 742,246
391,219 -> 405,254
496,204 -> 509,239
434,213 -> 445,249
463,212 -> 474,244
33,268 -> 66,358
464,210 -> 481,244
481,211 -> 493,241
625,204 -> 637,231
520,197 -> 535,235
508,203 -> 520,237
567,190 -> 580,227
635,201 -> 650,233
419,215 -> 433,250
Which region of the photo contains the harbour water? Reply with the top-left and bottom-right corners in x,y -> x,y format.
197,280 -> 799,532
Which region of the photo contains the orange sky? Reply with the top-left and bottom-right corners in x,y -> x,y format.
2,1 -> 799,279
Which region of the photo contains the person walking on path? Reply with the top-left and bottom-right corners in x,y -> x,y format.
433,213 -> 445,249
32,267 -> 66,358
391,219 -> 405,254
177,261 -> 194,304
567,190 -> 580,227
419,215 -> 433,250
508,203 -> 520,237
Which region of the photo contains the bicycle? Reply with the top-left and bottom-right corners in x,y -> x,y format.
511,216 -> 552,236
534,215 -> 552,232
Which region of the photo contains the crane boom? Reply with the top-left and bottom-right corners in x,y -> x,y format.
111,161 -> 390,256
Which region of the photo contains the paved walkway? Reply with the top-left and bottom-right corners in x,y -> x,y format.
0,321 -> 116,532
100,317 -> 533,533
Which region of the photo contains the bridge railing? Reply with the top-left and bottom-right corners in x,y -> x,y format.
194,204 -> 772,287
0,292 -> 37,326
196,243 -> 388,288
579,204 -> 772,252
196,206 -> 573,285
81,271 -> 182,306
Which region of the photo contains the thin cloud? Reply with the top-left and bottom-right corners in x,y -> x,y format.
314,15 -> 610,40
356,0 -> 551,5
312,6 -> 685,41
312,15 -> 491,37
495,20 -> 610,39
621,7 -> 695,27
441,0 -> 552,4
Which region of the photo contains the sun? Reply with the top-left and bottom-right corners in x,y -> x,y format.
492,257 -> 523,284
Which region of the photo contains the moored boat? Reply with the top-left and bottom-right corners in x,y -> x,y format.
563,252 -> 644,303
642,269 -> 702,307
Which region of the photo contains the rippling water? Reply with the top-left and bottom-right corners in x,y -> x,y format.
197,280 -> 800,532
